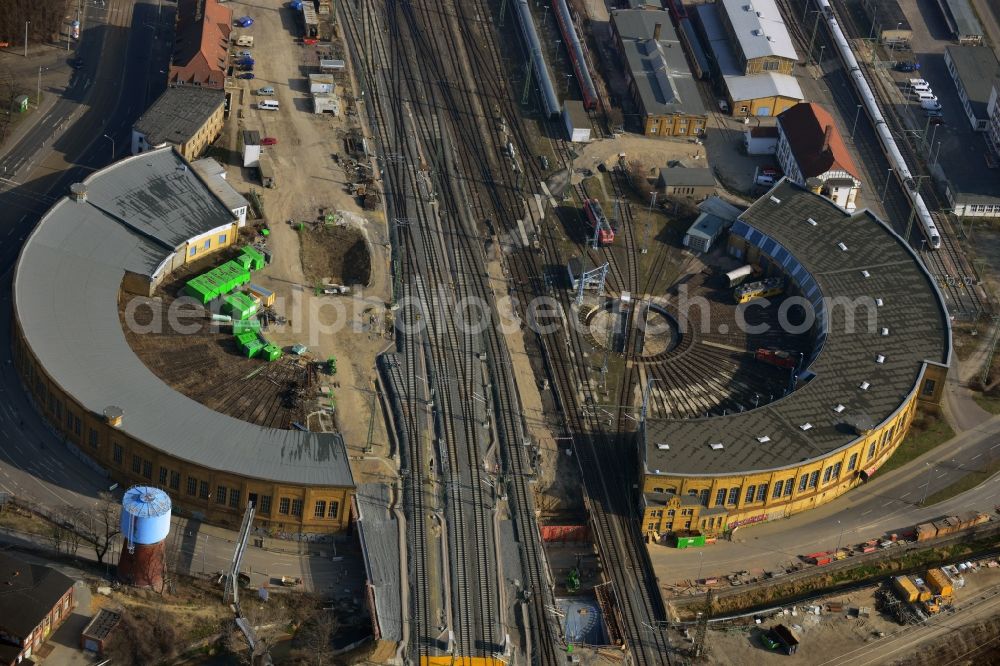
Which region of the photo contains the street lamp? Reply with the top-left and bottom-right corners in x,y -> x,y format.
920,462 -> 934,505
850,103 -> 862,139
881,167 -> 893,203
835,519 -> 845,553
102,133 -> 115,161
24,20 -> 29,58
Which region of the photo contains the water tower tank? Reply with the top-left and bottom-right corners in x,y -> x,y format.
117,486 -> 171,590
120,486 -> 172,545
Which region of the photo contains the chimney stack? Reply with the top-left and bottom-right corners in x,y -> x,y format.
822,125 -> 833,153
653,23 -> 662,41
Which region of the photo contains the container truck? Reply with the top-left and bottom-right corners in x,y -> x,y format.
926,568 -> 953,597
892,575 -> 919,603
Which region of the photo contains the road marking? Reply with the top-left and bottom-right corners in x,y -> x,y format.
992,443 -> 1000,450
900,492 -> 910,498
862,509 -> 873,516
972,453 -> 982,460
937,473 -> 947,478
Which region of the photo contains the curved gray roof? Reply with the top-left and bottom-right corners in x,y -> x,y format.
644,180 -> 950,476
14,148 -> 353,488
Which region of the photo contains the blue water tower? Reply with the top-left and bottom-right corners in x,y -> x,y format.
117,486 -> 172,589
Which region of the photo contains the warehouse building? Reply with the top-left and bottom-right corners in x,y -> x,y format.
13,146 -> 355,534
776,103 -> 862,211
131,86 -> 225,160
695,0 -> 803,117
640,180 -> 950,540
935,0 -> 983,45
170,0 -> 231,88
0,553 -> 75,665
945,46 -> 1000,132
611,9 -> 707,138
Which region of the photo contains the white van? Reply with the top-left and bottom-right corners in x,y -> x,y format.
258,100 -> 279,111
917,92 -> 938,102
921,99 -> 942,111
908,78 -> 929,90
237,35 -> 254,47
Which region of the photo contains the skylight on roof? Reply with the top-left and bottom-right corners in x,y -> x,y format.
881,327 -> 890,336
710,442 -> 724,450
769,195 -> 781,204
875,298 -> 884,307
838,242 -> 848,251
756,435 -> 771,443
657,443 -> 670,450
806,217 -> 817,226
859,381 -> 871,391
876,354 -> 885,364
833,404 -> 845,413
799,423 -> 813,431
861,270 -> 870,278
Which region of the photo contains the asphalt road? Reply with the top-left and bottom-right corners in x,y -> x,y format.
0,0 -> 361,597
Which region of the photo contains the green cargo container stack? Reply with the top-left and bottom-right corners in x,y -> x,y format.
225,292 -> 259,320
185,260 -> 251,304
240,245 -> 266,271
236,331 -> 265,358
232,319 -> 262,335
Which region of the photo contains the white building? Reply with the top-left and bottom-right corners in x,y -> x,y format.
986,79 -> 1000,156
241,130 -> 261,168
775,103 -> 861,211
563,101 -> 591,142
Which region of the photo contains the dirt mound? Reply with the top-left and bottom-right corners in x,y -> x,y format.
299,224 -> 371,287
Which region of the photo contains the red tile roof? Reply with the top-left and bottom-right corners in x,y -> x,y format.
777,103 -> 859,180
169,0 -> 232,89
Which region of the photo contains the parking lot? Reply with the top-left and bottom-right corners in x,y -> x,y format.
883,0 -> 999,209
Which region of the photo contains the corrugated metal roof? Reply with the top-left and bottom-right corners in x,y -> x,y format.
940,0 -> 983,39
644,180 -> 950,476
354,483 -> 401,641
14,148 -> 354,488
719,0 -> 798,62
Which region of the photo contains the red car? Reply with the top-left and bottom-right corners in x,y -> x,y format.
261,137 -> 278,146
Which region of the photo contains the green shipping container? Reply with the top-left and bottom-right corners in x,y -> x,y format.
262,343 -> 282,361
185,279 -> 216,304
240,245 -> 266,271
232,318 -> 262,335
675,535 -> 707,549
225,293 -> 258,320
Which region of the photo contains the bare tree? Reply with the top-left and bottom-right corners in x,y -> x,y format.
53,505 -> 81,557
78,491 -> 120,564
625,160 -> 654,200
288,609 -> 339,666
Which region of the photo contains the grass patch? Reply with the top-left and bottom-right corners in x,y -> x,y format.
973,394 -> 1000,414
877,415 -> 954,476
924,457 -> 1000,506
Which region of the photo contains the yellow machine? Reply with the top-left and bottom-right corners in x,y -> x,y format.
734,277 -> 784,304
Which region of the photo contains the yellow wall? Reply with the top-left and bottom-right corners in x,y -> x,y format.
643,391 -> 922,534
177,103 -> 225,161
730,95 -> 800,118
13,323 -> 353,534
745,56 -> 795,76
184,222 -> 238,264
642,114 -> 706,138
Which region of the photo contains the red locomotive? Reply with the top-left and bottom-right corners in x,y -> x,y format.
584,198 -> 615,245
755,348 -> 798,369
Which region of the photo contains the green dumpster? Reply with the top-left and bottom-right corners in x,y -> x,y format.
225,293 -> 259,320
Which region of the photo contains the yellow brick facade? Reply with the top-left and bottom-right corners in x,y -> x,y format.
642,114 -> 707,138
176,103 -> 225,161
642,364 -> 946,537
184,222 -> 239,264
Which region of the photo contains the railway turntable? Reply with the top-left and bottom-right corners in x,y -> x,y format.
637,180 -> 950,541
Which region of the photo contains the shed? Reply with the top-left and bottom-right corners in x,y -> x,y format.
241,129 -> 261,168
313,92 -> 340,115
683,214 -> 726,253
258,155 -> 275,188
320,59 -> 346,72
657,166 -> 716,200
309,73 -> 335,94
12,94 -> 29,113
563,100 -> 591,142
743,126 -> 779,155
248,283 -> 275,306
81,608 -> 122,656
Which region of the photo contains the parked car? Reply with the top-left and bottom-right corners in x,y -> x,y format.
717,99 -> 730,113
921,99 -> 942,111
235,16 -> 253,27
761,167 -> 779,177
237,50 -> 252,58
237,73 -> 255,80
261,137 -> 278,146
257,86 -> 275,96
756,174 -> 775,186
929,115 -> 945,126
895,61 -> 919,72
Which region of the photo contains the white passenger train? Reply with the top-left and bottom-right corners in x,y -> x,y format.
817,0 -> 940,249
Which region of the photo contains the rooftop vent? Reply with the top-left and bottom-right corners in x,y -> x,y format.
743,4 -> 753,11
806,217 -> 817,226
752,29 -> 762,36
875,297 -> 884,307
876,354 -> 885,364
859,381 -> 871,391
881,327 -> 890,336
756,435 -> 771,443
70,182 -> 87,202
800,423 -> 813,431
103,406 -> 124,427
656,443 -> 670,450
838,242 -> 848,251
710,442 -> 724,450
769,195 -> 781,204
833,404 -> 845,413
861,270 -> 870,278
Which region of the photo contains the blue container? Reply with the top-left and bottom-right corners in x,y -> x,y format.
120,486 -> 172,545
